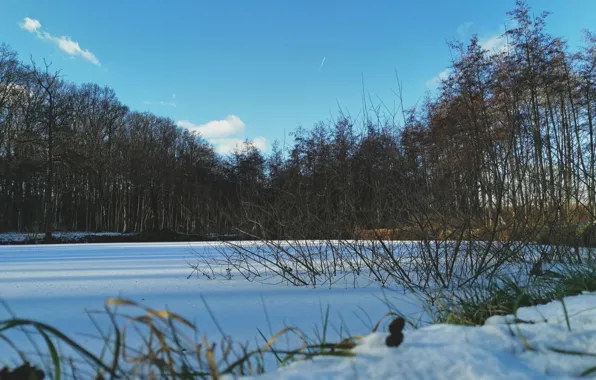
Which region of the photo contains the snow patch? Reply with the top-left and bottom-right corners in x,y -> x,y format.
243,293 -> 596,379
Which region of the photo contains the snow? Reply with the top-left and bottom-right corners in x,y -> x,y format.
2,241 -> 596,379
242,292 -> 596,380
0,242 -> 418,373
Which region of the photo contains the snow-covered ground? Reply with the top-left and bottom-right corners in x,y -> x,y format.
2,241 -> 596,379
0,242 -> 420,375
244,292 -> 596,379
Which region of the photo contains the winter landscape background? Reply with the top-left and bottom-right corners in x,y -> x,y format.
2,0 -> 596,378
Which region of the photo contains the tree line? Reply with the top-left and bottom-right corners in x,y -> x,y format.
0,1 -> 595,242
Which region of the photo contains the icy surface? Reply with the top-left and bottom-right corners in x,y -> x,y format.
2,242 -> 596,379
0,242 -> 416,370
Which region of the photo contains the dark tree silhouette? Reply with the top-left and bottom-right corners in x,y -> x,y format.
0,2 -> 594,248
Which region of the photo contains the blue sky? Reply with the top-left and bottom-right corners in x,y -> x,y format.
1,0 -> 595,154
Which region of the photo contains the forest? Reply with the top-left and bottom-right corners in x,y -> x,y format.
0,2 -> 595,245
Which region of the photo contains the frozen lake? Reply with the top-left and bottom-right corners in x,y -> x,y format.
2,241 -> 595,379
0,242 -> 414,371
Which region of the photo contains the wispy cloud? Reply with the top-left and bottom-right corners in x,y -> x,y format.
144,100 -> 177,107
425,67 -> 452,89
457,20 -> 509,54
176,115 -> 268,154
478,30 -> 508,54
19,17 -> 101,66
425,23 -> 509,90
456,21 -> 473,40
319,57 -> 326,69
144,95 -> 177,107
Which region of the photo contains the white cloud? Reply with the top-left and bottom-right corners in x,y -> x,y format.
49,34 -> 100,65
19,17 -> 101,66
425,67 -> 452,89
21,17 -> 41,32
212,139 -> 243,154
211,137 -> 269,154
250,136 -> 268,151
425,23 -> 509,90
479,31 -> 508,54
177,115 -> 245,139
454,20 -> 509,55
319,57 -> 326,69
176,115 -> 267,154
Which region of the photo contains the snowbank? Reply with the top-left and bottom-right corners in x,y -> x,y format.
241,293 -> 596,379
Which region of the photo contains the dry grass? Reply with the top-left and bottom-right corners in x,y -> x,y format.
0,298 -> 402,380
354,226 -> 512,242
